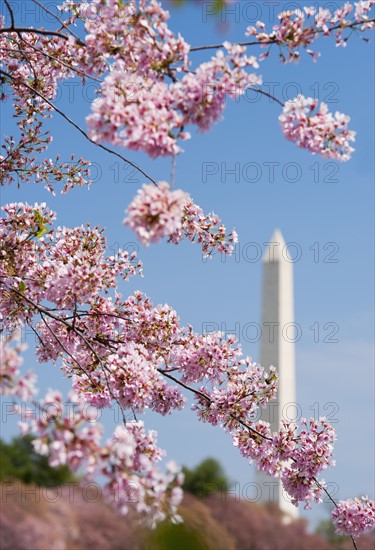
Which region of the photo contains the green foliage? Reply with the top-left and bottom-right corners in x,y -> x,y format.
316,519 -> 346,546
171,0 -> 227,14
145,521 -> 209,550
18,280 -> 26,292
0,435 -> 76,487
182,457 -> 231,498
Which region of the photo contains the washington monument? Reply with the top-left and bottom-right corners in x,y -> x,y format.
256,229 -> 298,519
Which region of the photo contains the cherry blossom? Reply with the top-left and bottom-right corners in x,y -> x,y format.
332,496 -> 375,536
279,95 -> 356,161
0,197 -> 372,535
169,198 -> 238,257
124,182 -> 189,243
172,45 -> 261,134
1,0 -> 375,540
124,182 -> 238,256
16,387 -> 183,525
86,67 -> 188,158
0,329 -> 36,401
246,3 -> 375,63
86,46 -> 261,157
233,417 -> 335,509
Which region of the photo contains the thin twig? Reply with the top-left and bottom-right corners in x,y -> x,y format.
0,69 -> 157,185
158,368 -> 273,442
5,284 -> 128,427
190,19 -> 375,52
17,34 -> 102,83
190,40 -> 268,52
4,0 -> 15,29
253,87 -> 284,107
313,476 -> 338,509
31,0 -> 83,44
0,26 -> 83,44
170,155 -> 177,188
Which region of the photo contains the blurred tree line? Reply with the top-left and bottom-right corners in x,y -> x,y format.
1,436 -> 374,549
0,435 -> 76,487
182,457 -> 231,497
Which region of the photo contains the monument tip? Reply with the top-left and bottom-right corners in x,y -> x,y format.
262,228 -> 286,262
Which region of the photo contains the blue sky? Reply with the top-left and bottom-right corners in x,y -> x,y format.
1,0 -> 374,529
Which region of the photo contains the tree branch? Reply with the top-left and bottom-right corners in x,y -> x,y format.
4,0 -> 15,29
31,0 -> 84,44
17,34 -> 102,83
0,26 -> 84,44
158,368 -> 273,442
0,69 -> 157,185
190,19 -> 375,52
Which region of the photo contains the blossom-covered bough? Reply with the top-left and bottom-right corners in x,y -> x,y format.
1,0 -> 374,545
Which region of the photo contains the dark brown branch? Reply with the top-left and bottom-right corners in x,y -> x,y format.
251,87 -> 284,107
190,39 -> 269,52
0,26 -> 84,44
4,0 -> 15,29
158,368 -> 273,442
31,0 -> 83,44
312,477 -> 358,550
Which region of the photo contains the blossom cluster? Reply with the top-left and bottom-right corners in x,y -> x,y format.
86,68 -> 188,158
169,198 -> 238,257
16,388 -> 183,526
73,342 -> 186,415
0,19 -> 92,193
60,0 -> 190,77
246,2 -> 375,62
188,354 -> 336,510
232,417 -> 335,509
0,330 -> 36,401
0,201 -> 142,322
1,201 -> 374,534
124,182 -> 189,244
331,496 -> 375,536
174,43 -> 260,133
124,182 -> 238,257
279,95 -> 356,161
1,0 -> 375,538
171,332 -> 241,385
193,362 -> 278,429
86,45 -> 261,158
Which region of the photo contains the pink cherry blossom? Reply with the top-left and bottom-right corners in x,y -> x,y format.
124,182 -> 238,256
1,0 -> 375,538
18,387 -> 183,525
332,496 -> 375,536
246,2 -> 375,62
0,329 -> 36,401
124,182 -> 189,244
279,95 -> 356,161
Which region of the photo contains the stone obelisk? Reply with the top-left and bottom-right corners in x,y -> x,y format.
256,229 -> 298,519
